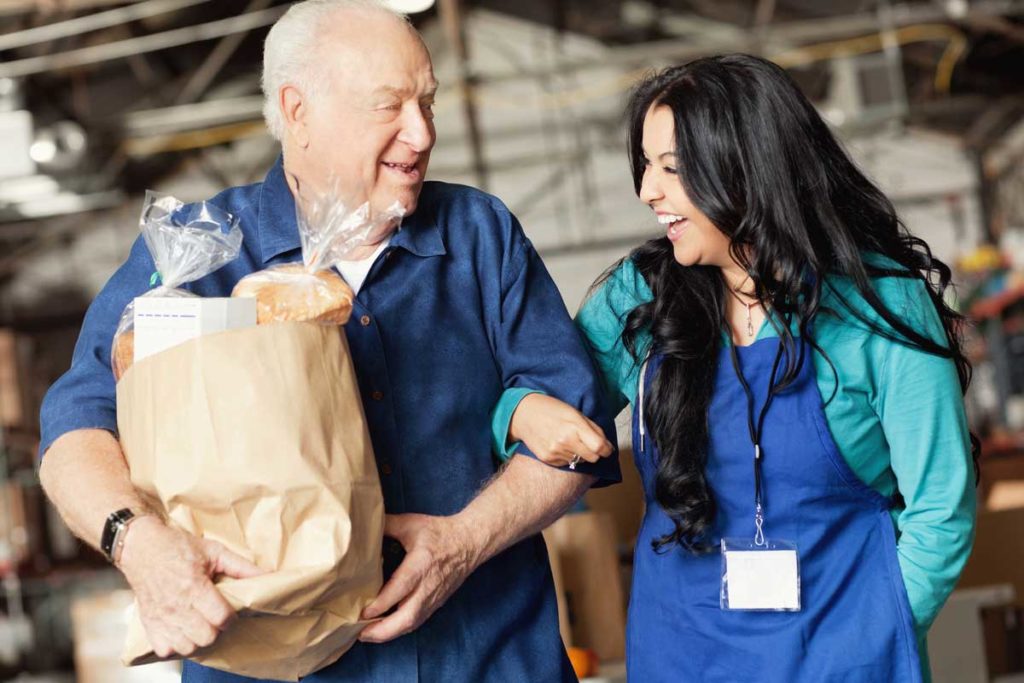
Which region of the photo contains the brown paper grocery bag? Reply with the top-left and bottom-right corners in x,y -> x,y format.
115,322 -> 384,681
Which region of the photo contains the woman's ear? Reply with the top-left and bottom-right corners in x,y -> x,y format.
280,85 -> 310,149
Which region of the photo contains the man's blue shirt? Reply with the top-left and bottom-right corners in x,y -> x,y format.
40,158 -> 619,682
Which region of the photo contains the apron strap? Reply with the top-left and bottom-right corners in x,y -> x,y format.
637,353 -> 651,452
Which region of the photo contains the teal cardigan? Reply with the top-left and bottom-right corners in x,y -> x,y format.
491,255 -> 975,648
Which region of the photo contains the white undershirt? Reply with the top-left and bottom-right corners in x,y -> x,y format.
334,239 -> 391,295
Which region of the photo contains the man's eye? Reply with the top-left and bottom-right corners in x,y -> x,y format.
422,103 -> 435,118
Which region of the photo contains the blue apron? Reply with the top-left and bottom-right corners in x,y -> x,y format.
628,338 -> 921,682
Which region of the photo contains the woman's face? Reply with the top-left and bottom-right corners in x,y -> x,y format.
639,103 -> 734,270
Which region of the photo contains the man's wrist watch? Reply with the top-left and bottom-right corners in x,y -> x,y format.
100,508 -> 148,564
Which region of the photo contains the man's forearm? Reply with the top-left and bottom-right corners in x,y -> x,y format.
453,454 -> 593,566
39,428 -> 152,551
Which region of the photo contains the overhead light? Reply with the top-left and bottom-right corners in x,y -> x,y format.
382,0 -> 435,13
621,1 -> 656,28
29,121 -> 87,172
944,0 -> 968,19
28,138 -> 57,166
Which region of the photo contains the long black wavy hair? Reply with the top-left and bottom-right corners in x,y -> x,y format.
615,54 -> 979,553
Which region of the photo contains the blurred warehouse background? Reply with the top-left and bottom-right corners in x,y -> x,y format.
0,0 -> 1023,681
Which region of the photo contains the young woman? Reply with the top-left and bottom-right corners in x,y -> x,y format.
491,55 -> 976,682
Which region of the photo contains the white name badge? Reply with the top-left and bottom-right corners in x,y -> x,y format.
720,538 -> 801,611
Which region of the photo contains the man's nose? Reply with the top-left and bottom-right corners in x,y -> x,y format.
398,107 -> 435,153
638,167 -> 661,204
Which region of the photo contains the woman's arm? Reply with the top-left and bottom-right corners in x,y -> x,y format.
874,277 -> 977,638
490,258 -> 654,464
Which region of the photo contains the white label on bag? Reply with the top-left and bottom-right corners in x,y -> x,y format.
133,297 -> 256,362
725,549 -> 800,609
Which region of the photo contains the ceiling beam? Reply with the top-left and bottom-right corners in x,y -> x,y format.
474,0 -> 1024,83
0,0 -> 209,52
0,4 -> 287,79
0,0 -> 144,19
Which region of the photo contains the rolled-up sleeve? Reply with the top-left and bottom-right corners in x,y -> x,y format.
489,258 -> 654,462
38,236 -> 155,457
490,214 -> 620,486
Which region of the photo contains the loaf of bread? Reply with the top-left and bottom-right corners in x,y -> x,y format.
231,264 -> 354,325
113,330 -> 135,381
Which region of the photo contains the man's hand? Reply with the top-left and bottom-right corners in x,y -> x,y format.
118,516 -> 264,658
358,513 -> 480,643
509,393 -> 614,467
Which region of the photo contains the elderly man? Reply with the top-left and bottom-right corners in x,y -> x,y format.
38,1 -> 617,681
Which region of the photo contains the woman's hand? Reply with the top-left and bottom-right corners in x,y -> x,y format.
508,394 -> 613,467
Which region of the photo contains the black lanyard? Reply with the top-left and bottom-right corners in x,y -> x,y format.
727,338 -> 785,545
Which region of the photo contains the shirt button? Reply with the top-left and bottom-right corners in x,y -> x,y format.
360,315 -> 371,326
381,463 -> 393,476
371,390 -> 384,401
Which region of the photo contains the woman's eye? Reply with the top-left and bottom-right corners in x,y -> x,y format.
663,166 -> 677,174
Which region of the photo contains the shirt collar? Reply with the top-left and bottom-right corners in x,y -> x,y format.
257,156 -> 300,263
257,155 -> 446,264
389,203 -> 447,259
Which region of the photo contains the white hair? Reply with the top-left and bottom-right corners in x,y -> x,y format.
261,0 -> 409,141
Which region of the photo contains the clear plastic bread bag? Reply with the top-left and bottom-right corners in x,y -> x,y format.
231,184 -> 405,324
111,191 -> 243,380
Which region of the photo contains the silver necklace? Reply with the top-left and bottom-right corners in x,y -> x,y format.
728,288 -> 761,338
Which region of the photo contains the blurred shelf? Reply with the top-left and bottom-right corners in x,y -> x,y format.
983,431 -> 1024,459
971,284 -> 1024,320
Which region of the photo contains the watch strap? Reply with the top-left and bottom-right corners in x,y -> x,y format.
100,507 -> 135,561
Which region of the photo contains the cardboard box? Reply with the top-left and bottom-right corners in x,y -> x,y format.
0,329 -> 25,428
133,297 -> 256,362
584,447 -> 645,550
546,531 -> 572,645
930,584 -> 1016,683
959,507 -> 1024,600
544,511 -> 626,661
981,604 -> 1024,677
980,453 -> 1024,510
989,481 -> 1024,511
0,482 -> 41,570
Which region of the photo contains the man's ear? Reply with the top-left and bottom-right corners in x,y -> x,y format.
280,84 -> 310,148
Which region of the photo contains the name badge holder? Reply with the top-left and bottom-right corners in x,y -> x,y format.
720,338 -> 801,612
